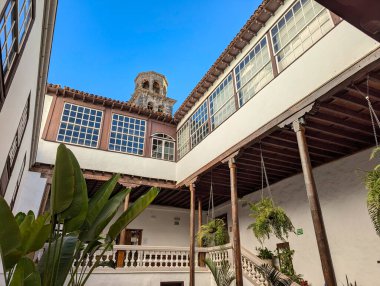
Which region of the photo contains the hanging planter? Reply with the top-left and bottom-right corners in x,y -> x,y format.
364,147 -> 380,236
248,198 -> 295,243
196,218 -> 228,247
247,145 -> 295,243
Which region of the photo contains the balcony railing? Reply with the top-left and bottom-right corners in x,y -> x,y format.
64,243 -> 300,286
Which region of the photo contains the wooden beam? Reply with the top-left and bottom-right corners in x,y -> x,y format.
228,157 -> 243,286
33,164 -> 177,189
293,120 -> 336,286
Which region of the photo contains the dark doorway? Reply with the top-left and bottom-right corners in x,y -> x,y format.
160,282 -> 184,286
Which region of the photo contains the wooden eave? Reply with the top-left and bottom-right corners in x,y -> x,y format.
46,84 -> 178,125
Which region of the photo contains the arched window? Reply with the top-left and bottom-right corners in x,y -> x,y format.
147,102 -> 154,111
151,133 -> 175,161
157,105 -> 164,113
153,81 -> 160,94
142,80 -> 149,89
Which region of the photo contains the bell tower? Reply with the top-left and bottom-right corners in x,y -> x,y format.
129,71 -> 176,116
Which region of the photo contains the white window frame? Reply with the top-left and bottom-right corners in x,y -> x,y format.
151,133 -> 175,161
234,35 -> 273,107
270,0 -> 334,71
57,102 -> 103,149
209,73 -> 235,130
108,113 -> 146,156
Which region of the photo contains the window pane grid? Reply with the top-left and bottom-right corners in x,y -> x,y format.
271,0 -> 333,71
238,62 -> 274,106
57,103 -> 103,148
190,101 -> 209,148
177,121 -> 190,159
209,74 -> 235,129
109,113 -> 146,156
18,0 -> 32,44
0,1 -> 16,76
152,135 -> 175,161
235,36 -> 274,106
235,37 -> 271,90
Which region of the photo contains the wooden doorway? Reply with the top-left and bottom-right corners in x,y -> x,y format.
125,229 -> 142,245
160,282 -> 184,286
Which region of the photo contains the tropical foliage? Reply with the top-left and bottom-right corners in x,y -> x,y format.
205,257 -> 235,286
196,219 -> 228,247
258,264 -> 292,286
256,246 -> 274,260
0,143 -> 159,286
364,147 -> 380,236
248,198 -> 295,243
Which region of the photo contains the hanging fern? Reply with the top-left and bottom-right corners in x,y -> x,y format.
196,219 -> 228,247
248,198 -> 295,243
364,147 -> 380,236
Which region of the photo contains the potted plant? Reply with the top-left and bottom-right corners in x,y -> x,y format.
256,246 -> 274,266
248,198 -> 295,243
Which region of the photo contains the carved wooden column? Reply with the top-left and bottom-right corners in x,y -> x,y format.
198,198 -> 202,232
117,193 -> 130,268
293,119 -> 336,286
228,157 -> 243,286
189,182 -> 196,286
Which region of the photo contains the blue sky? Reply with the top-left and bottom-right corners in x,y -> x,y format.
48,0 -> 261,111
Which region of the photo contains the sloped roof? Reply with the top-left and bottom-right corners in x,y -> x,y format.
46,84 -> 177,124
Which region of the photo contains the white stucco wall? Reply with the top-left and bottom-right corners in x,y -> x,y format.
176,20 -> 380,184
36,95 -> 177,181
211,148 -> 380,285
108,204 -> 203,247
0,0 -> 48,214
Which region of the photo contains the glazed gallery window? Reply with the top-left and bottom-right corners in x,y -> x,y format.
209,73 -> 235,130
57,103 -> 103,148
109,113 -> 146,156
190,101 -> 209,148
177,121 -> 190,160
151,133 -> 175,161
235,36 -> 273,107
0,0 -> 33,78
271,0 -> 333,71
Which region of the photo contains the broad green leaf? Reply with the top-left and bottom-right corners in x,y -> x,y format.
82,174 -> 120,230
107,187 -> 159,241
15,212 -> 26,225
51,144 -> 75,214
19,211 -> 35,253
61,149 -> 88,232
80,188 -> 130,242
9,257 -> 41,286
38,235 -> 77,286
0,196 -> 22,270
23,212 -> 51,254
